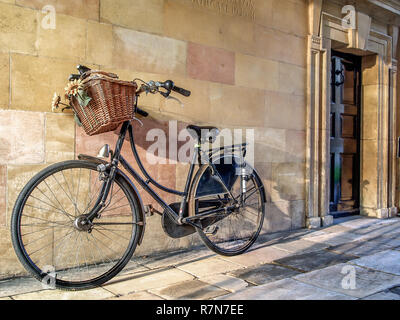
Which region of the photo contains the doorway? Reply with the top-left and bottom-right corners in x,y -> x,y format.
329,51 -> 361,218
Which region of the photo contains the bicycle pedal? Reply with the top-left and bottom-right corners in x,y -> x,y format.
144,205 -> 154,217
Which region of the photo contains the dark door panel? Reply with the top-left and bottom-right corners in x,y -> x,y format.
329,51 -> 361,217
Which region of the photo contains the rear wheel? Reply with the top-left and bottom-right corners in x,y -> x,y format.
189,160 -> 265,256
11,160 -> 141,290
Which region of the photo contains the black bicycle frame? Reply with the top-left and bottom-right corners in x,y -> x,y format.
86,119 -> 246,229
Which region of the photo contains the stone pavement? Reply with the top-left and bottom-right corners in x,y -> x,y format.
2,216 -> 400,300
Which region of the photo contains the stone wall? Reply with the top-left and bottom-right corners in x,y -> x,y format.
0,0 -> 307,278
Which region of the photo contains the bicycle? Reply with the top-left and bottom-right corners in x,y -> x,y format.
11,65 -> 266,290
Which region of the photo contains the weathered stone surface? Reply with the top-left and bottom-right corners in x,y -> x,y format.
270,163 -> 305,201
149,280 -> 229,300
272,239 -> 329,254
271,0 -> 307,37
86,21 -> 113,66
107,291 -> 163,300
235,54 -> 279,91
0,53 -> 9,109
278,63 -> 306,96
0,3 -> 37,54
104,268 -> 194,295
265,92 -> 306,131
187,42 -> 235,85
0,166 -> 6,226
113,27 -> 186,76
218,245 -> 292,267
351,250 -> 400,275
100,0 -> 163,34
294,263 -> 400,298
230,263 -> 301,285
12,287 -> 114,300
0,228 -> 27,278
164,0 -> 255,55
0,277 -> 46,298
303,230 -> 362,246
209,83 -> 265,127
11,54 -> 78,111
255,25 -> 306,67
199,274 -> 248,292
264,201 -> 292,232
363,290 -> 400,300
275,250 -> 358,272
16,0 -> 100,21
0,110 -> 45,165
177,257 -> 243,277
37,13 -> 86,61
326,241 -> 393,257
217,278 -> 355,300
45,113 -> 74,163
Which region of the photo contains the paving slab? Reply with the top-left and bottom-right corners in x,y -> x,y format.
275,250 -> 358,272
177,257 -> 243,277
303,231 -> 362,246
119,260 -> 150,275
137,248 -> 214,270
216,278 -> 355,300
321,224 -> 354,234
353,223 -> 400,240
293,263 -> 400,298
272,239 -> 329,254
12,287 -> 114,300
217,245 -> 292,267
351,250 -> 400,276
326,241 -> 391,257
107,291 -> 164,300
229,263 -> 301,286
333,216 -> 380,229
149,280 -> 229,300
0,297 -> 12,300
362,290 -> 400,300
104,268 -> 194,295
0,277 -> 44,298
199,274 -> 248,292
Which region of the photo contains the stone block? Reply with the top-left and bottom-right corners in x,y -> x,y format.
0,228 -> 27,278
294,263 -> 400,298
270,163 -> 305,202
187,42 -> 235,85
264,201 -> 292,232
0,53 -> 9,109
322,215 -> 334,227
235,53 -> 279,91
86,21 -> 113,66
265,92 -> 306,130
16,0 -> 100,21
100,0 -> 163,34
45,113 -> 75,163
0,110 -> 45,165
177,256 -> 244,277
217,278 -> 355,300
285,130 -> 306,163
104,268 -> 194,295
11,54 -> 80,111
37,13 -> 86,61
12,287 -> 114,300
209,83 -> 265,127
351,250 -> 400,275
0,166 -> 6,226
230,263 -> 301,286
255,25 -> 306,67
199,274 -> 248,292
271,0 -> 308,37
278,63 -> 306,96
306,217 -> 321,229
0,3 -> 37,54
149,280 -> 229,300
0,276 -> 50,298
113,27 -> 186,77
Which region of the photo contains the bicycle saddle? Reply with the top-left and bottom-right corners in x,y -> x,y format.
187,125 -> 220,143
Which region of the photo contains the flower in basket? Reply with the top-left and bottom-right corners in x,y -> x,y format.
65,79 -> 91,108
51,92 -> 61,112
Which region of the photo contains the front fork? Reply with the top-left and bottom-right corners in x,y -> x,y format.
84,121 -> 130,224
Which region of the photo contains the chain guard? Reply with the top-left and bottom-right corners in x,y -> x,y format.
161,203 -> 196,239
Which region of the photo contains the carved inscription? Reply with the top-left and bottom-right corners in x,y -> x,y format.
191,0 -> 255,20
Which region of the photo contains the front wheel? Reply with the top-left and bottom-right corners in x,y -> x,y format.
11,160 -> 141,290
189,160 -> 266,256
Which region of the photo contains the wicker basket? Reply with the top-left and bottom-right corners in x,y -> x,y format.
70,71 -> 138,136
